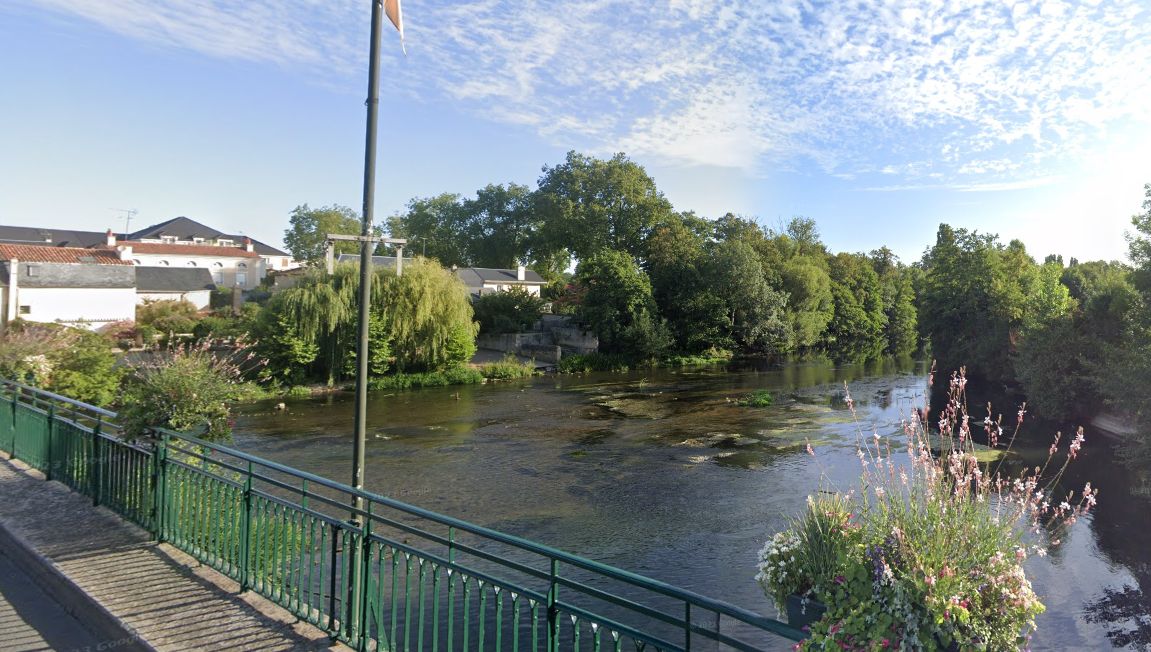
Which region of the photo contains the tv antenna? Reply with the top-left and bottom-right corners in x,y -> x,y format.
109,208 -> 137,234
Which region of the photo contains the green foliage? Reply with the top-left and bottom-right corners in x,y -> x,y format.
536,151 -> 673,261
556,352 -> 633,373
780,256 -> 834,349
386,193 -> 471,268
734,389 -> 774,407
472,287 -> 544,334
366,366 -> 484,390
574,250 -> 671,357
702,240 -> 791,354
46,329 -> 122,407
823,253 -> 886,359
760,375 -> 1095,651
136,299 -> 201,335
118,341 -> 261,441
379,259 -> 478,371
0,324 -> 122,406
258,259 -> 477,385
479,355 -> 537,380
282,204 -> 364,265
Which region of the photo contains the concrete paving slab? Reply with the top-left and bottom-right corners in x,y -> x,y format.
0,453 -> 352,652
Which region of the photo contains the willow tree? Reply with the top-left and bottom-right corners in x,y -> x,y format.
377,258 -> 477,371
258,259 -> 476,384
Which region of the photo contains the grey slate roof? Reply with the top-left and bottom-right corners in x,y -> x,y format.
0,226 -> 107,248
335,254 -> 400,267
135,267 -> 216,292
0,261 -> 135,289
128,217 -> 289,257
466,267 -> 546,284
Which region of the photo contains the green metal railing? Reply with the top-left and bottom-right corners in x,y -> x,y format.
0,380 -> 804,651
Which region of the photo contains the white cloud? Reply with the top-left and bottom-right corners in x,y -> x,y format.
17,0 -> 1151,184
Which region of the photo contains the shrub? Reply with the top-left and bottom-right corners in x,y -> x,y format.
479,355 -> 536,380
366,367 -> 484,391
757,369 -> 1097,650
556,352 -> 634,373
0,323 -> 122,406
472,287 -> 545,334
136,299 -> 201,336
118,340 -> 264,441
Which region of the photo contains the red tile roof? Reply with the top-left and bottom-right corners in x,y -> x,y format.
0,244 -> 132,265
112,242 -> 261,258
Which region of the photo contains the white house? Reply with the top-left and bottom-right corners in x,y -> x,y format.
103,231 -> 267,291
122,216 -> 297,273
455,266 -> 547,297
135,267 -> 216,310
0,244 -> 137,331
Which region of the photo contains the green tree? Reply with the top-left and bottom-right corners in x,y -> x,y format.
574,250 -> 670,357
462,183 -> 535,269
824,253 -> 886,359
780,256 -> 834,349
283,204 -> 364,266
699,241 -> 791,354
472,288 -> 545,334
386,194 -> 470,268
536,152 -> 673,262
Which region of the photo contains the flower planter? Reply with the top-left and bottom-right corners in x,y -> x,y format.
784,593 -> 826,629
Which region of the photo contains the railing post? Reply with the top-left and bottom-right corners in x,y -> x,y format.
357,505 -> 373,652
91,416 -> 103,506
151,434 -> 168,541
240,460 -> 253,592
548,559 -> 560,652
45,404 -> 55,481
328,522 -> 340,635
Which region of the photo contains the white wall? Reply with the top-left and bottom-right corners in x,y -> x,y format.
12,287 -> 137,330
482,282 -> 543,297
137,290 -> 211,310
130,252 -> 266,290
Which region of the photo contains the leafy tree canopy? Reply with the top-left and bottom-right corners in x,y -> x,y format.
283,204 -> 366,266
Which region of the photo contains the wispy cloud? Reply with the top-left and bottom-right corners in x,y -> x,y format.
17,0 -> 1151,185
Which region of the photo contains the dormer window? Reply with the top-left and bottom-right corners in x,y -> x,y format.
193,237 -> 205,244
217,239 -> 234,247
161,235 -> 177,244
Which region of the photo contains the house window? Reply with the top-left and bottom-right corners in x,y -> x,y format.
212,262 -> 223,284
218,239 -> 234,247
193,237 -> 205,244
161,235 -> 177,244
236,262 -> 248,286
25,265 -> 38,277
19,305 -> 30,314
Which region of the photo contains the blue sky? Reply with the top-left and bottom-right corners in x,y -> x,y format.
1,0 -> 1149,264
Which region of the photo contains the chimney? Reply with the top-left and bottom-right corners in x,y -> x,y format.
105,229 -> 116,246
244,237 -> 254,253
517,264 -> 526,281
6,258 -> 18,326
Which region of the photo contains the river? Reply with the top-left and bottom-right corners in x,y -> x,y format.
233,358 -> 1151,650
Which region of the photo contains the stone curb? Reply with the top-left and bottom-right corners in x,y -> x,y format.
0,500 -> 155,652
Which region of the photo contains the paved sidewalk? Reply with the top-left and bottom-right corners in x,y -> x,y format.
0,454 -> 351,652
0,548 -> 101,652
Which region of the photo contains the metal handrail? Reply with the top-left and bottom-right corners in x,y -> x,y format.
0,379 -> 806,647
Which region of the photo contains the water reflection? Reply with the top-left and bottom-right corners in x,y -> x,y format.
234,356 -> 1150,650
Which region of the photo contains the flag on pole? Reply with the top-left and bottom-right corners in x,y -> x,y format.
385,0 -> 406,55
